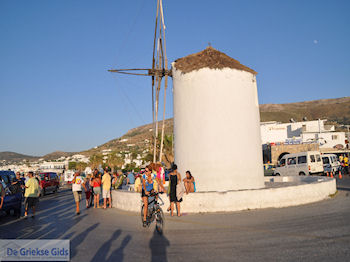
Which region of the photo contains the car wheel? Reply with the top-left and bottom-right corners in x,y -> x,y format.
275,173 -> 280,176
54,186 -> 59,193
43,188 -> 46,196
299,172 -> 306,176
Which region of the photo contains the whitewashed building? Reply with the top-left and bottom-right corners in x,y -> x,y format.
260,119 -> 346,149
172,47 -> 264,192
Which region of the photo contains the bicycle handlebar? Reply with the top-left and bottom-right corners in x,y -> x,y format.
146,191 -> 164,197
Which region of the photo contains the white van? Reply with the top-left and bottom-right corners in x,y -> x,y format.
322,154 -> 340,174
274,151 -> 324,176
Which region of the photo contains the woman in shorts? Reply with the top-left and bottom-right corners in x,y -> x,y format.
91,173 -> 101,208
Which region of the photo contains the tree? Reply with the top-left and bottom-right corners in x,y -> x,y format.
68,162 -> 77,170
89,154 -> 103,170
158,133 -> 174,167
131,152 -> 138,160
143,153 -> 154,163
106,153 -> 124,172
123,162 -> 137,172
76,162 -> 88,171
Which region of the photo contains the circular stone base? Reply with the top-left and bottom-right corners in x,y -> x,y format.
111,176 -> 336,213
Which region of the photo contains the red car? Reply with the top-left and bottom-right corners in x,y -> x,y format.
39,172 -> 59,196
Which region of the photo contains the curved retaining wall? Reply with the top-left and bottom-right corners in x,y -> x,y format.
112,177 -> 336,213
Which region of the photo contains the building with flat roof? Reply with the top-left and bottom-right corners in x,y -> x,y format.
261,119 -> 347,164
260,119 -> 346,149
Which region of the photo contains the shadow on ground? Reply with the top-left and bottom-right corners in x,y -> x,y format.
91,229 -> 131,262
149,229 -> 170,262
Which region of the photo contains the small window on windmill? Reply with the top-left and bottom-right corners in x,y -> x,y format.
332,135 -> 338,140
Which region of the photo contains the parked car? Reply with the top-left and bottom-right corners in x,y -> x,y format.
274,151 -> 324,176
0,170 -> 16,185
0,171 -> 22,217
322,154 -> 341,174
39,172 -> 59,196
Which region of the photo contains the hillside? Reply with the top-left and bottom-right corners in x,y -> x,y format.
259,97 -> 350,124
0,152 -> 39,163
82,119 -> 173,156
42,151 -> 75,161
1,97 -> 349,164
84,97 -> 350,157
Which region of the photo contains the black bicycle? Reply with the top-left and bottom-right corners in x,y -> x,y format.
141,191 -> 165,234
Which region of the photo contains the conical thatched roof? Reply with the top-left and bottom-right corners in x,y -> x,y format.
173,46 -> 257,75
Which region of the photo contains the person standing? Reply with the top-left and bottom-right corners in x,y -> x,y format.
168,164 -> 183,217
154,163 -> 165,192
126,171 -> 135,185
102,168 -> 112,209
92,172 -> 101,208
82,174 -> 92,209
134,174 -> 142,192
12,172 -> 24,194
344,154 -> 349,174
72,171 -> 84,215
24,171 -> 39,218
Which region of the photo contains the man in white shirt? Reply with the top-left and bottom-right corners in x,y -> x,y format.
72,171 -> 84,215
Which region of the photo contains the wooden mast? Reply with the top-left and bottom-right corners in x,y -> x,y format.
109,0 -> 170,165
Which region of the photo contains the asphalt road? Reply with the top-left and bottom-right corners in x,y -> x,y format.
1,177 -> 350,262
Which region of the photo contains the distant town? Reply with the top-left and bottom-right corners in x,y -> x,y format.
1,116 -> 349,175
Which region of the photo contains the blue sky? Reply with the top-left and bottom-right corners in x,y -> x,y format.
0,0 -> 349,156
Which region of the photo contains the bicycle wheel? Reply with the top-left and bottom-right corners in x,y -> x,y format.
156,208 -> 164,234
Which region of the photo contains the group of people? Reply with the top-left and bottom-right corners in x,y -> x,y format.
70,163 -> 196,224
0,171 -> 46,218
140,163 -> 196,227
8,171 -> 41,218
71,168 -> 112,215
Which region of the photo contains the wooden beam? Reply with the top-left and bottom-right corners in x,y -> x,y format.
108,68 -> 171,77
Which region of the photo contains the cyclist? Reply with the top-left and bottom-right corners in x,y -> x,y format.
141,165 -> 158,227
